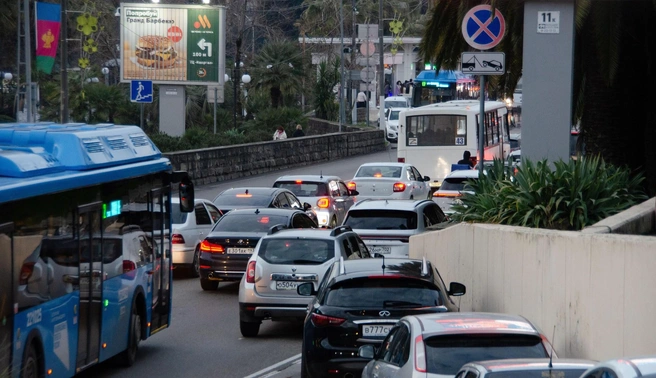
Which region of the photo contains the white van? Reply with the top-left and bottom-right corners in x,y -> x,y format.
378,96 -> 411,129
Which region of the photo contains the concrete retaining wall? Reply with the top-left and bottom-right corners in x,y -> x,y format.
409,223 -> 656,361
163,130 -> 385,185
583,198 -> 655,235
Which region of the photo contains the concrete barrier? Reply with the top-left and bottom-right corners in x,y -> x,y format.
163,130 -> 385,185
410,222 -> 656,361
582,197 -> 655,235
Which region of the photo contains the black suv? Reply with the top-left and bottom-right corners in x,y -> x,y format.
296,257 -> 466,378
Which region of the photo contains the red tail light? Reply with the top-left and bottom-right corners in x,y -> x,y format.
200,240 -> 224,254
123,260 -> 136,273
19,262 -> 35,285
346,181 -> 356,191
310,313 -> 346,327
397,157 -> 405,163
433,192 -> 461,197
317,198 -> 330,208
171,234 -> 185,244
246,261 -> 256,283
415,335 -> 427,372
393,182 -> 406,192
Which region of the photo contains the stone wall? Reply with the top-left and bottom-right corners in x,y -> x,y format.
164,130 -> 385,185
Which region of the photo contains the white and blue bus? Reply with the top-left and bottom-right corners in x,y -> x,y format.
396,100 -> 512,185
0,122 -> 194,378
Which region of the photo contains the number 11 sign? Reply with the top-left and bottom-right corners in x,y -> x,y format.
537,10 -> 560,34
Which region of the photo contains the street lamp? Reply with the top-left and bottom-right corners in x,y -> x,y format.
101,67 -> 109,86
1,72 -> 14,120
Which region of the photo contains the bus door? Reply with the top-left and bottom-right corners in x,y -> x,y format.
76,203 -> 103,371
0,222 -> 13,375
148,188 -> 171,334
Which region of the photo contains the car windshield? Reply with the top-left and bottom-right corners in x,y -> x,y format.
273,181 -> 329,197
389,111 -> 401,121
385,101 -> 407,108
258,238 -> 335,265
355,166 -> 402,178
344,210 -> 417,230
324,277 -> 441,307
424,334 -> 548,375
439,177 -> 476,191
486,370 -> 588,378
213,193 -> 272,207
212,214 -> 289,232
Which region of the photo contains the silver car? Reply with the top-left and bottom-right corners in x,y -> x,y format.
238,226 -> 371,337
456,358 -> 596,378
273,175 -> 357,228
342,199 -> 447,257
432,170 -> 478,215
170,198 -> 223,277
349,162 -> 431,201
579,356 -> 656,378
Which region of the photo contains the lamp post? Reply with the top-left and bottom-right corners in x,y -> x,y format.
101,67 -> 109,86
1,72 -> 13,119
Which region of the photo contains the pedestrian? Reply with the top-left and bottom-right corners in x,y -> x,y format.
273,126 -> 287,140
356,90 -> 367,108
457,151 -> 474,168
395,81 -> 402,96
292,124 -> 305,138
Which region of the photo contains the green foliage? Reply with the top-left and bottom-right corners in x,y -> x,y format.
313,59 -> 340,121
451,157 -> 648,231
250,40 -> 304,108
0,115 -> 15,123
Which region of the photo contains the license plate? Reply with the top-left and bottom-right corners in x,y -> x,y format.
275,281 -> 301,290
362,325 -> 393,337
370,246 -> 391,254
227,247 -> 253,254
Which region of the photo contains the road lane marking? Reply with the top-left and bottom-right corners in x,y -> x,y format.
243,353 -> 301,378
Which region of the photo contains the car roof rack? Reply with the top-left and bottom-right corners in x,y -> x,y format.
330,225 -> 352,237
268,224 -> 287,235
421,256 -> 429,276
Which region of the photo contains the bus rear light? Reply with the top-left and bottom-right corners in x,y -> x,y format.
246,261 -> 256,283
346,182 -> 356,191
123,260 -> 136,273
317,198 -> 330,208
19,262 -> 35,285
171,234 -> 185,244
397,157 -> 405,163
415,335 -> 427,372
393,182 -> 406,192
310,313 -> 346,327
200,240 -> 224,253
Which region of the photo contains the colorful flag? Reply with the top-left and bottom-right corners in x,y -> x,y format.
36,2 -> 61,74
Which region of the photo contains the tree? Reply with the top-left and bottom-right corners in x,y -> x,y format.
313,58 -> 340,121
251,40 -> 304,108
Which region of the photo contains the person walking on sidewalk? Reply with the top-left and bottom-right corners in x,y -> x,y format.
273,126 -> 287,140
292,124 -> 305,138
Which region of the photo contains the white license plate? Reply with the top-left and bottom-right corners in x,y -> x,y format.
370,246 -> 391,254
275,281 -> 301,290
362,325 -> 393,337
227,247 -> 253,254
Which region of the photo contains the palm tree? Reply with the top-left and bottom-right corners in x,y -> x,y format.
251,40 -> 304,108
420,1 -> 656,194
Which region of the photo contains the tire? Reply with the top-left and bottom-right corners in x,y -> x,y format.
190,247 -> 200,278
200,278 -> 219,291
329,216 -> 337,229
301,339 -> 311,378
239,320 -> 260,337
118,305 -> 141,367
21,342 -> 41,378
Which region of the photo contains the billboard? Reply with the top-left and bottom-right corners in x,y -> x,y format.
120,3 -> 226,86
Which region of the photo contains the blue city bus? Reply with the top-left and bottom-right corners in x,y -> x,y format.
0,122 -> 194,378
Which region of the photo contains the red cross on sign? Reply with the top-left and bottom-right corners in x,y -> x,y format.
461,5 -> 506,50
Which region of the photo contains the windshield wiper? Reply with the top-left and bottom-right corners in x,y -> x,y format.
383,300 -> 423,308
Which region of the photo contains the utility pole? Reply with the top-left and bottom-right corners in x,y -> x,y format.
60,0 -> 69,123
350,0 -> 356,125
378,0 -> 385,131
339,0 -> 345,131
23,0 -> 33,123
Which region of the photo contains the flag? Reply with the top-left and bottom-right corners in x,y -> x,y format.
35,2 -> 61,74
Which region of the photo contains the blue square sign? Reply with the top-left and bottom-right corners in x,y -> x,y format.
130,80 -> 153,103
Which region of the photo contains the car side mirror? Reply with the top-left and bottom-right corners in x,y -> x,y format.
448,282 -> 466,296
423,176 -> 430,182
296,282 -> 316,296
303,202 -> 312,211
349,190 -> 359,196
358,344 -> 376,359
179,176 -> 195,213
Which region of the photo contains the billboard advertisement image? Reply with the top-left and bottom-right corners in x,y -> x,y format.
120,3 -> 226,85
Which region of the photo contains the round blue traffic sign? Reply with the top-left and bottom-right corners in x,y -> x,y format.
461,5 -> 506,50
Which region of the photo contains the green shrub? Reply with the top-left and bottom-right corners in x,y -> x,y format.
0,115 -> 15,123
451,157 -> 648,230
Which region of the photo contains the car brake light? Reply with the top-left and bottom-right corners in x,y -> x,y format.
415,335 -> 427,372
393,182 -> 406,192
246,261 -> 256,283
171,234 -> 185,244
346,181 -> 356,191
433,192 -> 461,197
236,194 -> 252,198
295,180 -> 303,184
310,313 -> 346,327
317,198 -> 330,208
19,262 -> 35,285
123,260 -> 136,273
397,157 -> 405,163
200,240 -> 225,254
367,274 -> 403,279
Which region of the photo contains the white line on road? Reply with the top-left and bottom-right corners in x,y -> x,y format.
243,353 -> 302,378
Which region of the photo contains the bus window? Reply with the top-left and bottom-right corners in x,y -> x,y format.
407,115 -> 467,147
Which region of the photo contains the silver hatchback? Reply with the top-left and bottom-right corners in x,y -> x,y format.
238,226 -> 371,337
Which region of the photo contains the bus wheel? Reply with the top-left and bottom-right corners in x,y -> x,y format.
119,305 -> 141,367
21,342 -> 42,378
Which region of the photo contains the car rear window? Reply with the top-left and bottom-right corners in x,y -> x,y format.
343,210 -> 417,230
212,214 -> 289,232
439,177 -> 476,191
170,206 -> 188,224
424,334 -> 548,375
258,238 -> 335,265
324,277 -> 441,307
355,166 -> 402,178
42,238 -> 123,266
273,181 -> 329,197
486,370 -> 587,378
213,193 -> 272,207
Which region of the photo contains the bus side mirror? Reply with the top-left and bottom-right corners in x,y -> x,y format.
179,176 -> 195,213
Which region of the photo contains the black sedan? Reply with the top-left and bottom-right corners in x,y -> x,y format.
212,187 -> 317,223
296,257 -> 466,378
198,208 -> 317,291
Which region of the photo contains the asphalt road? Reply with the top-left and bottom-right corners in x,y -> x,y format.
79,148 -> 395,378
